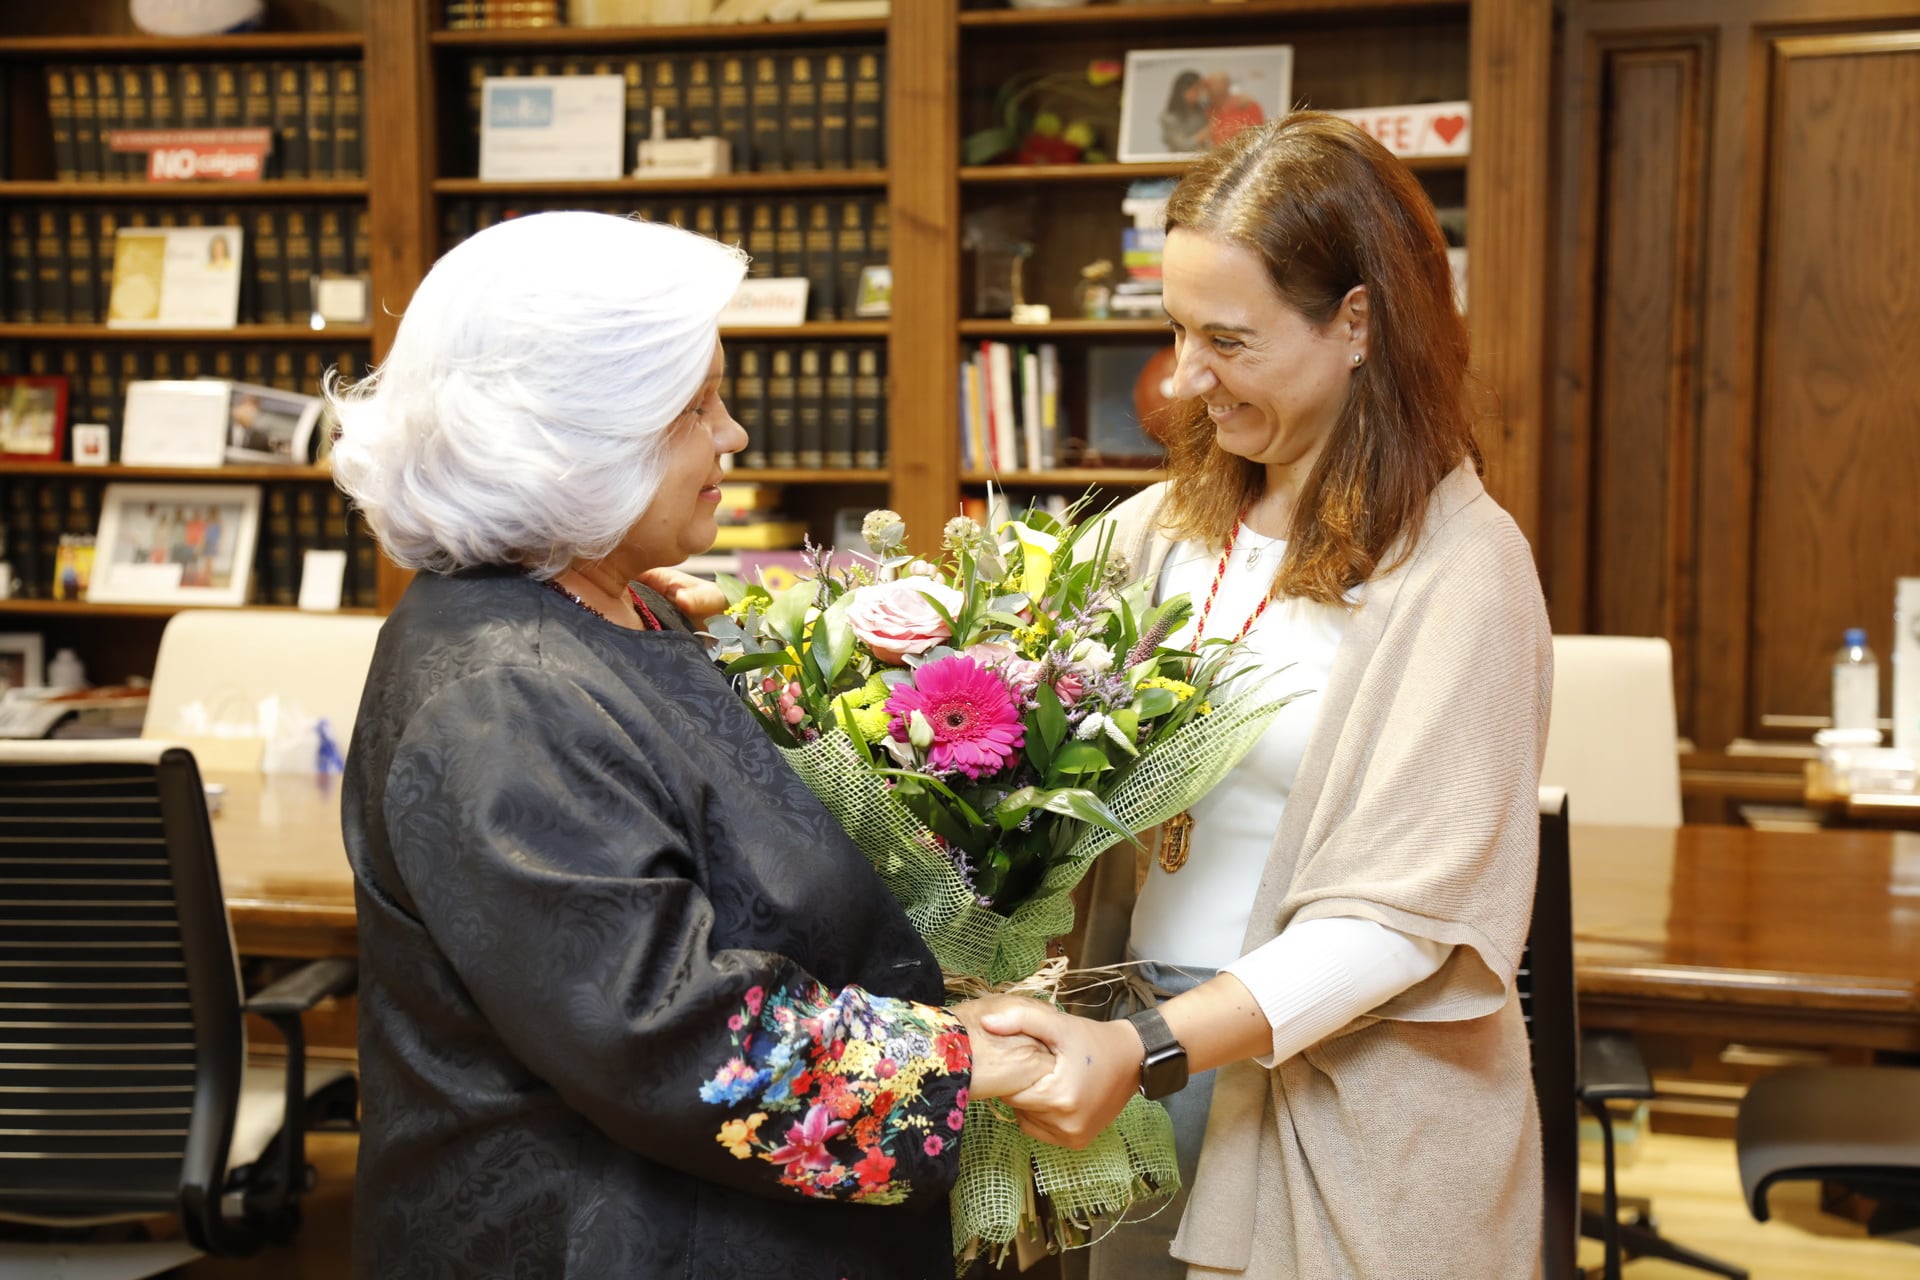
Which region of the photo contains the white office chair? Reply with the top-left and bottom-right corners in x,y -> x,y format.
142,610 -> 385,771
1541,635 -> 1683,828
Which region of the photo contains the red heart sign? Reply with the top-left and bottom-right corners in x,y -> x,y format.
1432,115 -> 1467,145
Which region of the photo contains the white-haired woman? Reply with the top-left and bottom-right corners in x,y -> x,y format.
330,212 -> 1048,1280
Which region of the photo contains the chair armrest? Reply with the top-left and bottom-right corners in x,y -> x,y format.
244,957 -> 358,1021
1580,1031 -> 1654,1103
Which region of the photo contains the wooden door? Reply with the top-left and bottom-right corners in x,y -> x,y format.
1552,1 -> 1920,814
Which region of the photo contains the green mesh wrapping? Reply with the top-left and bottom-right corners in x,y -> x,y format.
777,686 -> 1286,1263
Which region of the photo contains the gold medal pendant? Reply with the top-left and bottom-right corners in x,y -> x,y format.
1158,811 -> 1194,874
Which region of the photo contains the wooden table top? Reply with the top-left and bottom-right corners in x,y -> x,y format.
1802,759 -> 1920,824
206,781 -> 1920,1047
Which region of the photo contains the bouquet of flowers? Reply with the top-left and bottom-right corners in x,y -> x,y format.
707,501 -> 1291,1266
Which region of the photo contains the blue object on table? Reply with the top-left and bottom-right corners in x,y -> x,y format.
315,717 -> 345,775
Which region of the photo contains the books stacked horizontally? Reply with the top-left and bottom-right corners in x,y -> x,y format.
464,0 -> 891,26
1113,178 -> 1176,320
459,49 -> 885,176
708,482 -> 807,551
959,341 -> 1060,474
44,62 -> 365,184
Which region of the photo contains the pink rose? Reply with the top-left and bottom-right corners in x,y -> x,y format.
963,641 -> 1042,692
1053,672 -> 1084,706
847,580 -> 965,664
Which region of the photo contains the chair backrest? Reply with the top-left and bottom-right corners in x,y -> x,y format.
0,739 -> 242,1243
1542,635 -> 1683,827
143,610 -> 384,772
1524,785 -> 1580,1280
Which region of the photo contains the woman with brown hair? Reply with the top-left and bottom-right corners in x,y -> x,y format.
984,112 -> 1553,1278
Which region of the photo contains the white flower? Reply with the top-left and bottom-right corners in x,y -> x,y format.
908,709 -> 935,750
1069,639 -> 1116,674
1074,713 -> 1109,741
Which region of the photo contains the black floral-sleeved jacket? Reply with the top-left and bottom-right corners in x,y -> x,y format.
341,569 -> 969,1280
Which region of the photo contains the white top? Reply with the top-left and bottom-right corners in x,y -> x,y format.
1128,527 -> 1449,1062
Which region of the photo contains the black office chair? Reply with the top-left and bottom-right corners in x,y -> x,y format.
1735,1064 -> 1920,1242
1525,789 -> 1747,1280
0,740 -> 358,1277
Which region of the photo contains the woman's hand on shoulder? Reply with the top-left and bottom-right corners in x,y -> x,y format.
634,566 -> 728,625
979,1001 -> 1146,1149
952,995 -> 1056,1100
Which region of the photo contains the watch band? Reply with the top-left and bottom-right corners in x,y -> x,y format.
1126,1005 -> 1189,1100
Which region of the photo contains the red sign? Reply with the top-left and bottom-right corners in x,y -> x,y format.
105,129 -> 273,183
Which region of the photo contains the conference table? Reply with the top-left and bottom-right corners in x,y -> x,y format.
211,772 -> 1920,1051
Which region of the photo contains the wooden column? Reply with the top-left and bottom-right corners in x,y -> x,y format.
364,0 -> 438,610
1467,0 -> 1555,547
886,0 -> 961,551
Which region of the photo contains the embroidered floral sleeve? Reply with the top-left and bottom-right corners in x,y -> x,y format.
697,979 -> 971,1204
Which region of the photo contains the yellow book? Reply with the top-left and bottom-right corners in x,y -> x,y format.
709,520 -> 809,550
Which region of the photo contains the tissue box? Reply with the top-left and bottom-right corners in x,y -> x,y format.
634,136 -> 730,178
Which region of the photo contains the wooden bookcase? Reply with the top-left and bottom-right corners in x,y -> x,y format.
0,0 -> 1552,683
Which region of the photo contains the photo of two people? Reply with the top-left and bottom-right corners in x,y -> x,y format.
1118,45 -> 1293,164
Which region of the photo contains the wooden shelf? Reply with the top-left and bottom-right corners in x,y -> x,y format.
0,462 -> 333,483
430,19 -> 885,48
0,32 -> 364,58
0,325 -> 373,342
962,155 -> 1464,184
434,172 -> 885,198
0,181 -> 369,202
962,468 -> 1163,487
721,322 -> 889,339
959,0 -> 1465,30
727,468 -> 889,485
0,599 -> 377,619
960,319 -> 1167,337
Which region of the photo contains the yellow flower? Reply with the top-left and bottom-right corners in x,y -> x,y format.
717,1111 -> 766,1159
833,673 -> 895,743
1138,676 -> 1197,702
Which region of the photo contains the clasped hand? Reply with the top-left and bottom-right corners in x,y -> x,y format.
953,996 -> 1145,1149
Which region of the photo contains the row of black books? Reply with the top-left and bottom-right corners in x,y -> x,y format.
461,48 -> 884,174
0,342 -> 369,462
3,204 -> 371,327
0,476 -> 379,609
43,61 -> 365,183
726,342 -> 887,472
447,195 -> 886,322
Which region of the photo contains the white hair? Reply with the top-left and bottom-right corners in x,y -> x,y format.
327,212 -> 746,577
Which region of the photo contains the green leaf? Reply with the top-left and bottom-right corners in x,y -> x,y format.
716,572 -> 751,608
874,768 -> 989,828
723,650 -> 793,677
1105,708 -> 1140,757
1050,741 -> 1113,775
1034,682 -> 1068,753
1131,686 -> 1178,719
1035,787 -> 1133,840
765,580 -> 813,650
962,126 -> 1016,166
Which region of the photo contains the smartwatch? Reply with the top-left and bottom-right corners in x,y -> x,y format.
1125,1006 -> 1189,1100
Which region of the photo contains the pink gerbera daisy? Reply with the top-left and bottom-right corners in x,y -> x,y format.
887,656 -> 1025,779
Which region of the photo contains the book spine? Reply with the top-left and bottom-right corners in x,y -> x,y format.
241,61 -> 274,172
85,349 -> 115,443
683,54 -> 718,141
802,198 -> 835,321
117,65 -> 149,180
649,55 -> 683,140
749,54 -> 784,172
765,346 -> 797,469
350,207 -> 372,276
290,484 -> 320,600
147,64 -> 179,138
795,345 -> 825,469
93,66 -> 123,180
47,67 -> 77,184
773,199 -> 803,282
853,343 -> 884,469
177,63 -> 210,133
5,210 -> 34,323
253,208 -> 287,324
273,61 -> 308,179
58,348 -> 85,436
465,56 -> 497,176
719,200 -> 746,253
34,479 -> 64,599
818,49 -> 851,172
263,483 -> 297,605
333,60 -> 364,179
283,207 -> 315,320
1037,343 -> 1062,469
317,205 -> 349,278
349,510 -> 381,607
210,61 -> 242,131
322,488 -> 352,574
717,55 -> 750,172
868,199 -> 889,268
850,49 -> 883,169
34,209 -> 67,323
5,479 -> 39,599
734,345 -> 767,469
71,64 -> 100,183
65,208 -> 96,324
1020,345 -> 1042,472
783,53 -> 819,173
834,198 -> 867,321
270,346 -> 299,393
823,345 -> 855,469
621,57 -> 647,171
440,201 -> 474,255
304,61 -> 335,181
745,201 -> 777,279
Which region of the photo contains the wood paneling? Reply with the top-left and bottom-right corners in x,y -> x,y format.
1749,33 -> 1920,729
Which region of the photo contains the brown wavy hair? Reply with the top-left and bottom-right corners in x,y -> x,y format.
1158,111 -> 1478,604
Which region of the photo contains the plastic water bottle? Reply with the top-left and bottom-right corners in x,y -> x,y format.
1831,628 -> 1879,732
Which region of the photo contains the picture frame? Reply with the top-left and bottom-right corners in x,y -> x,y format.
1117,45 -> 1293,165
106,225 -> 244,330
0,376 -> 70,461
219,381 -> 323,465
0,633 -> 44,692
87,483 -> 261,608
120,380 -> 232,468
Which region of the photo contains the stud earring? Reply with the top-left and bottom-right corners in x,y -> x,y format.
1351,353 -> 1364,367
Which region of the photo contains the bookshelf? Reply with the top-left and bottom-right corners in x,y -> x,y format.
0,0 -> 1554,684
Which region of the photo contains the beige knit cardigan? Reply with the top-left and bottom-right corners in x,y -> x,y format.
1081,463 -> 1553,1279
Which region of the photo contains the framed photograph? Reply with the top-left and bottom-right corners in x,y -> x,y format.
120,380 -> 232,468
106,225 -> 244,330
219,381 -> 323,465
0,633 -> 44,692
1117,45 -> 1293,165
0,376 -> 70,461
88,483 -> 261,607
479,75 -> 625,182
